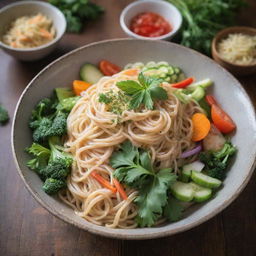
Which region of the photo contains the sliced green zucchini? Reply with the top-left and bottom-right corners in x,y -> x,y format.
55,88 -> 74,102
170,181 -> 195,202
191,171 -> 222,189
80,63 -> 104,84
190,182 -> 212,202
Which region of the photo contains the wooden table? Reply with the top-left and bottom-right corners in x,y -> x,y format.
0,1 -> 256,255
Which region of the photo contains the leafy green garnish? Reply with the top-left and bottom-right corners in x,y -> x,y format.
164,198 -> 185,222
116,73 -> 168,110
48,0 -> 104,33
110,141 -> 177,227
166,0 -> 245,55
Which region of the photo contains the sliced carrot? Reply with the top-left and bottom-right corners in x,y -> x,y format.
191,113 -> 211,142
91,171 -> 117,193
211,104 -> 236,134
123,69 -> 139,76
73,80 -> 91,95
171,77 -> 194,88
205,95 -> 217,106
113,178 -> 128,200
40,28 -> 52,39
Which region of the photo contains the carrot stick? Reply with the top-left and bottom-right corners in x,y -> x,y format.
91,171 -> 117,193
113,178 -> 128,200
40,28 -> 52,39
191,113 -> 211,142
73,80 -> 91,95
171,77 -> 194,88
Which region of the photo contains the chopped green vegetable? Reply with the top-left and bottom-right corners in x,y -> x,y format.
43,178 -> 66,195
116,72 -> 168,110
199,142 -> 236,180
166,0 -> 245,55
0,104 -> 9,125
49,0 -> 104,33
110,141 -> 177,227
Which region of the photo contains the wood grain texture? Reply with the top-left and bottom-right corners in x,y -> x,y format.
0,0 -> 255,255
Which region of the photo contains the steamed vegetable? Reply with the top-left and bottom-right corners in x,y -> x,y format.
43,178 -> 66,195
191,113 -> 211,142
110,141 -> 177,227
0,103 -> 9,125
200,142 -> 236,180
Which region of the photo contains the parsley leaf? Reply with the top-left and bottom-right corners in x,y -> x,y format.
110,141 -> 177,227
164,197 -> 185,222
116,73 -> 168,110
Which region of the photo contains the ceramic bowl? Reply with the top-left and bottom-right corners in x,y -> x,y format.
212,26 -> 256,76
12,39 -> 256,239
0,1 -> 66,61
120,0 -> 182,41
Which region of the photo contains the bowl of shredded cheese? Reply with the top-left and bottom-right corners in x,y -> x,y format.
0,1 -> 66,61
212,26 -> 256,76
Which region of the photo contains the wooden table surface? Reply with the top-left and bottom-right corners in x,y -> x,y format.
0,0 -> 256,255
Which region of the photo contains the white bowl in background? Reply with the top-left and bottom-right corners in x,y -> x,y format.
0,1 -> 66,61
120,0 -> 182,41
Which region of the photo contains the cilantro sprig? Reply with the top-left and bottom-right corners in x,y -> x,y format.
116,73 -> 168,110
110,141 -> 180,227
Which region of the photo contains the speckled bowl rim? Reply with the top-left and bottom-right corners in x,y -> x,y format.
11,38 -> 256,240
0,1 -> 67,52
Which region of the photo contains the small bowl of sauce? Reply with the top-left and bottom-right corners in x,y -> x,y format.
120,0 -> 182,41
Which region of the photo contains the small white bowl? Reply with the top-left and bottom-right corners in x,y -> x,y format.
120,0 -> 182,41
0,1 -> 66,61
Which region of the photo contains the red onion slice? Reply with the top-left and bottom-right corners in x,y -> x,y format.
180,144 -> 202,158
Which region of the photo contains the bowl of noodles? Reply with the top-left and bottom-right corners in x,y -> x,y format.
12,39 -> 256,239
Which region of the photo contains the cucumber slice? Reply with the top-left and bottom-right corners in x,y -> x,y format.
181,161 -> 205,183
188,78 -> 213,90
80,63 -> 103,84
190,182 -> 212,202
191,171 -> 222,189
191,87 -> 205,101
170,181 -> 195,202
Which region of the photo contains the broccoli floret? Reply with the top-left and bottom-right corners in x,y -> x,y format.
26,143 -> 51,170
47,111 -> 68,137
0,104 -> 9,125
32,118 -> 53,143
43,178 -> 66,195
200,142 -> 236,180
30,98 -> 55,121
49,136 -> 73,166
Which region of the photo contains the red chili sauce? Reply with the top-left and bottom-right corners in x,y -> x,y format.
130,12 -> 172,37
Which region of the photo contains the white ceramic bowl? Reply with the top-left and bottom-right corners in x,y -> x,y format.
120,0 -> 182,41
0,1 -> 66,61
12,39 -> 256,240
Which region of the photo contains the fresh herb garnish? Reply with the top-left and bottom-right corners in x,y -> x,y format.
110,141 -> 177,227
48,0 -> 104,33
164,197 -> 185,222
116,73 -> 168,110
167,0 -> 245,55
98,90 -> 130,115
